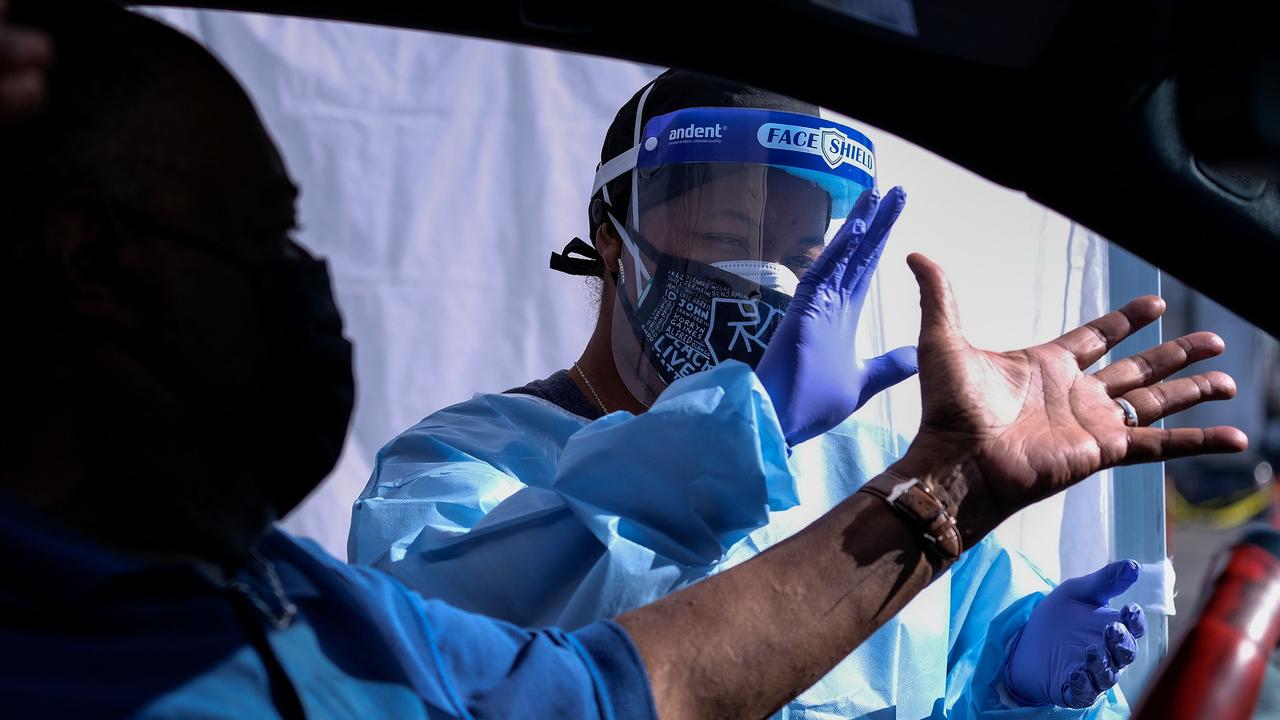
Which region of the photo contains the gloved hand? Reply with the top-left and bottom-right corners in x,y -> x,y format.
755,186 -> 918,447
1006,559 -> 1148,708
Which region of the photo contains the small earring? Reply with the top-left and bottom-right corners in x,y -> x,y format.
617,258 -> 626,287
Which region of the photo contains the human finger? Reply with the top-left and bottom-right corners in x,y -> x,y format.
1085,644 -> 1119,692
1119,426 -> 1248,465
1094,332 -> 1225,396
1121,603 -> 1147,639
803,188 -> 879,288
1052,296 -> 1165,370
841,186 -> 905,296
1105,621 -> 1139,668
1118,372 -> 1236,426
854,346 -> 918,409
1064,662 -> 1101,709
906,253 -> 962,337
1058,559 -> 1139,604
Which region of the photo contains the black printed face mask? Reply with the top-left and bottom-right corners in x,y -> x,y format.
616,228 -> 793,388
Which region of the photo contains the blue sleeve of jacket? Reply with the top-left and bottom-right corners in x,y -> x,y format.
552,361 -> 796,565
944,537 -> 1129,719
349,360 -> 797,629
291,534 -> 658,720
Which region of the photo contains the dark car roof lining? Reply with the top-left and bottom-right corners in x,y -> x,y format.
136,0 -> 1280,337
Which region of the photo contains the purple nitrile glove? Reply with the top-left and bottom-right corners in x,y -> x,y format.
755,186 -> 918,447
1006,559 -> 1148,708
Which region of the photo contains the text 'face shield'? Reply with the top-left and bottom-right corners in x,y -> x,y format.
607,107 -> 877,405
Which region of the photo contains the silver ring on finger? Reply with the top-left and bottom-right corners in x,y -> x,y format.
1115,397 -> 1140,427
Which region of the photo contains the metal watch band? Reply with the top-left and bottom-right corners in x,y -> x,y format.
860,475 -> 963,561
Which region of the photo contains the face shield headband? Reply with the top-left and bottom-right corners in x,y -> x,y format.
584,103 -> 877,395
589,105 -> 877,296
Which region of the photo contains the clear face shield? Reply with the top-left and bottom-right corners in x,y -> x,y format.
594,107 -> 877,405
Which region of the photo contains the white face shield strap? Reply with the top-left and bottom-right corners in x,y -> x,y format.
591,80 -> 656,304
596,103 -> 876,408
591,102 -> 876,305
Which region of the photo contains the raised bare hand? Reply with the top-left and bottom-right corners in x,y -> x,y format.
895,253 -> 1247,544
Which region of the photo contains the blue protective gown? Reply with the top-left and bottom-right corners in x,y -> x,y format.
350,360 -> 1128,719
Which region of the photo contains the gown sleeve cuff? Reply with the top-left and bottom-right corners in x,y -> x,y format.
569,620 -> 661,720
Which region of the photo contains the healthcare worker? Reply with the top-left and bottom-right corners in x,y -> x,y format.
350,70 -> 1147,718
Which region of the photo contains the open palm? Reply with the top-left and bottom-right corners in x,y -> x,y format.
900,253 -> 1246,543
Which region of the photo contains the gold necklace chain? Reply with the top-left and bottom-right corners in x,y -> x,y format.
572,361 -> 608,415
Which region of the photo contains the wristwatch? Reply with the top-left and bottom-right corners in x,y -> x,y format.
860,474 -> 963,562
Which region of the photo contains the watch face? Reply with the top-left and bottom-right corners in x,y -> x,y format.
864,476 -> 963,561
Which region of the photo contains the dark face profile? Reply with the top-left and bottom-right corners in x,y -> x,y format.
0,3 -> 353,562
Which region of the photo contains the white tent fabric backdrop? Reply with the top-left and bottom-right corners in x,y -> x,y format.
143,8 -> 1116,583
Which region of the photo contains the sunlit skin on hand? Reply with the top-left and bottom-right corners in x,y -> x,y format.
892,252 -> 1245,545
